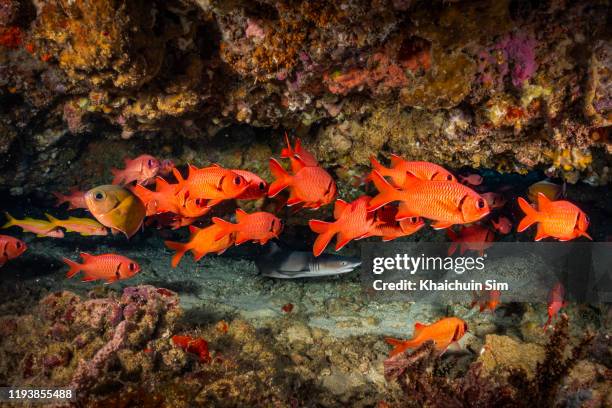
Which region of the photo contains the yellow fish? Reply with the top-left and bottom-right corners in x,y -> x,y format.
45,213 -> 108,236
2,212 -> 64,238
527,180 -> 564,203
84,185 -> 146,238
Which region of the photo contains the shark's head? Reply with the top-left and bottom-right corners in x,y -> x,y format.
311,254 -> 361,276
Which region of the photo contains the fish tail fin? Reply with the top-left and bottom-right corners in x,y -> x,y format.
211,217 -> 236,241
367,171 -> 400,212
268,158 -> 292,197
385,338 -> 412,357
110,168 -> 124,185
309,220 -> 335,257
172,168 -> 185,190
2,212 -> 16,228
63,257 -> 82,278
517,197 -> 539,232
369,156 -> 390,177
280,132 -> 294,158
164,241 -> 188,268
132,184 -> 155,204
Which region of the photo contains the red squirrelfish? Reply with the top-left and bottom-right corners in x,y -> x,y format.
470,290 -> 501,313
446,225 -> 495,256
368,171 -> 490,229
370,205 -> 424,241
0,235 -> 27,267
132,177 -> 182,216
309,196 -> 377,256
517,193 -> 591,241
385,317 -> 468,357
481,192 -> 506,209
63,253 -> 140,283
491,216 -> 512,234
173,165 -> 248,207
369,155 -> 456,187
52,187 -> 88,210
280,133 -> 318,171
543,282 -> 565,330
2,212 -> 64,238
111,154 -> 160,186
212,209 -> 283,245
231,169 -> 268,200
164,224 -> 235,267
268,158 -> 336,209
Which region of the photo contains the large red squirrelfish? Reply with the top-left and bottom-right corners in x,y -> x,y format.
212,209 -> 283,245
164,224 -> 235,268
369,155 -> 456,187
385,317 -> 468,357
368,171 -> 490,229
268,158 -> 336,209
517,193 -> 591,241
63,253 -> 140,283
0,235 -> 27,267
446,225 -> 495,256
308,196 -> 377,256
173,165 -> 248,207
111,154 -> 160,186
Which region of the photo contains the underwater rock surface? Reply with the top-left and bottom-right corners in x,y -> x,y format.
0,0 -> 611,196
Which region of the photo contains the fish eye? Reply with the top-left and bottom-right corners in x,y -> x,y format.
234,176 -> 242,185
477,199 -> 485,209
410,217 -> 418,223
195,198 -> 202,206
95,192 -> 105,200
341,261 -> 347,266
447,175 -> 453,181
15,242 -> 21,249
259,182 -> 265,190
128,263 -> 137,271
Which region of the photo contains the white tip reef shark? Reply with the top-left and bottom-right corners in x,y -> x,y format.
255,242 -> 361,279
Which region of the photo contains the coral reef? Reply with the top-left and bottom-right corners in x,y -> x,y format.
0,0 -> 610,196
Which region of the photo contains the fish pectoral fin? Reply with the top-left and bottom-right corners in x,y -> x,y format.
431,221 -> 453,230
234,233 -> 249,245
334,233 -> 352,251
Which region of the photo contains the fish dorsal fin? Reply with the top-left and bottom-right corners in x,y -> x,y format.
211,163 -> 222,168
235,208 -> 248,222
290,157 -> 305,174
390,154 -> 405,168
187,164 -> 198,178
80,252 -> 93,262
537,192 -> 552,210
401,172 -> 420,189
333,199 -> 348,219
414,322 -> 426,335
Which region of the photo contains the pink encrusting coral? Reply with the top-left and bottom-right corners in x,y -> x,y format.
479,32 -> 538,88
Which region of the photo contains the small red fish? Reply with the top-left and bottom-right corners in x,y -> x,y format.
164,224 -> 234,267
212,209 -> 283,245
231,169 -> 268,200
111,154 -> 160,186
52,187 -> 88,210
309,196 -> 377,256
491,216 -> 512,234
481,192 -> 506,209
370,205 -> 424,241
281,303 -> 294,313
280,133 -> 318,171
172,335 -> 210,363
446,225 -> 495,256
543,282 -> 565,330
470,290 -> 501,313
132,177 -> 182,216
369,155 -> 456,187
368,171 -> 490,229
174,165 -> 249,207
458,174 -> 484,186
268,158 -> 336,209
63,253 -> 140,283
385,317 -> 468,357
517,193 -> 591,241
0,235 -> 26,267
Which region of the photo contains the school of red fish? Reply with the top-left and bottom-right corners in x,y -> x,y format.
0,134 -> 593,356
